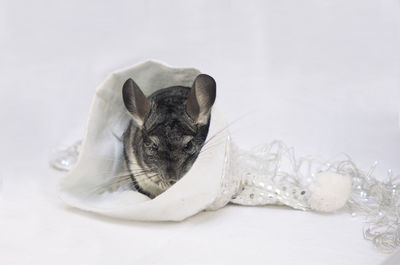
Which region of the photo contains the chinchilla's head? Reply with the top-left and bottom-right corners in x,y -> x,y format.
122,74 -> 216,194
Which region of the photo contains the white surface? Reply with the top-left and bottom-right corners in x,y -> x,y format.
0,0 -> 399,264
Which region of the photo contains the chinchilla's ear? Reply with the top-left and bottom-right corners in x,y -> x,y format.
122,78 -> 150,127
186,74 -> 216,124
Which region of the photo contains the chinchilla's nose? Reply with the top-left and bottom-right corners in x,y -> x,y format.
166,167 -> 178,182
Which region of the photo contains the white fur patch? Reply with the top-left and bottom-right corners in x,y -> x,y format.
308,171 -> 352,212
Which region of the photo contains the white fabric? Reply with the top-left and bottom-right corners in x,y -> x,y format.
59,61 -> 229,221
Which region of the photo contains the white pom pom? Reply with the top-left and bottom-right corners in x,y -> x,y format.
308,171 -> 352,212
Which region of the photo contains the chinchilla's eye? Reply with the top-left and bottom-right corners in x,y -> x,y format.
184,141 -> 196,154
144,139 -> 158,154
143,140 -> 152,147
150,143 -> 158,151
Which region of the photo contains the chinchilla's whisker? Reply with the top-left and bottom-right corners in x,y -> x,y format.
86,171 -> 151,191
79,172 -> 134,194
135,167 -> 158,172
204,131 -> 227,146
81,154 -> 157,167
129,169 -> 156,175
96,176 -> 132,187
141,174 -> 160,181
130,175 -> 160,188
92,170 -> 134,177
89,170 -> 149,180
131,171 -> 159,179
90,168 -> 159,188
200,140 -> 226,153
196,153 -> 215,160
199,142 -> 228,157
204,119 -> 241,146
111,131 -> 124,142
86,173 -> 159,195
105,179 -> 131,188
201,117 -> 252,156
204,112 -> 251,146
79,168 -> 152,180
105,166 -> 157,175
81,153 -> 126,161
203,143 -> 225,152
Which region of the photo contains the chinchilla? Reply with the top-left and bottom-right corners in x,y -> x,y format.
122,74 -> 216,198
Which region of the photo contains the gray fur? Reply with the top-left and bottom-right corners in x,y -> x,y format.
122,74 -> 216,198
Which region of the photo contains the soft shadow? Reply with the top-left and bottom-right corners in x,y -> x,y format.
57,201 -> 231,227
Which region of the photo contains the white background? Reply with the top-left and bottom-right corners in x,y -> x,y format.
0,0 -> 399,264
